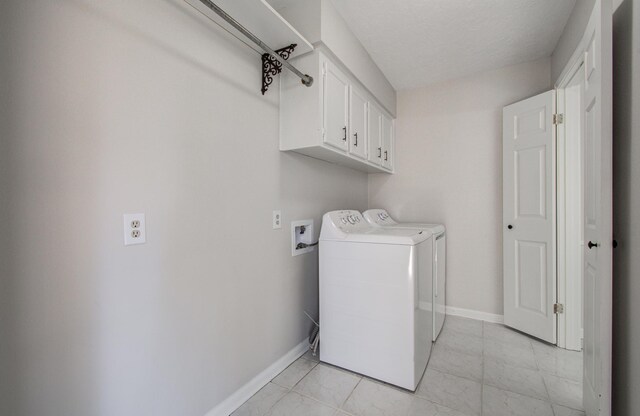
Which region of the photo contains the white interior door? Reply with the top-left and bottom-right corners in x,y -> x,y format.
323,61 -> 349,151
503,90 -> 557,344
581,1 -> 613,414
349,85 -> 368,160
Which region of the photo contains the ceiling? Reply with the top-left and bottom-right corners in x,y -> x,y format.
328,0 -> 576,90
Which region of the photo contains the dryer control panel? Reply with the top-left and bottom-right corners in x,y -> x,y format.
320,210 -> 369,239
363,209 -> 398,226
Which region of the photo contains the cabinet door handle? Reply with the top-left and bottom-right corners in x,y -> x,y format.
342,126 -> 347,141
354,132 -> 358,146
384,150 -> 388,161
378,147 -> 382,158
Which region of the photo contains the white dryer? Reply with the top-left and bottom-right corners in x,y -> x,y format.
363,209 -> 446,341
319,210 -> 433,391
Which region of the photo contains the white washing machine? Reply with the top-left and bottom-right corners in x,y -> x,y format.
319,210 -> 433,391
363,209 -> 446,341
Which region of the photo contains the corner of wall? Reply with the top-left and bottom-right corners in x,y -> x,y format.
551,0 -> 597,83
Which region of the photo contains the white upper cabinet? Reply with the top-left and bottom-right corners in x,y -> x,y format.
381,113 -> 394,170
367,102 -> 383,165
280,51 -> 394,173
323,62 -> 349,151
348,85 -> 368,160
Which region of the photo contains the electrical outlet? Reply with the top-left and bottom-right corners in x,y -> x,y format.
124,213 -> 146,245
273,210 -> 282,229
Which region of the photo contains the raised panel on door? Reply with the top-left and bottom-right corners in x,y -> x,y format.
323,61 -> 349,151
349,86 -> 368,160
367,102 -> 383,165
382,113 -> 394,170
503,90 -> 556,344
515,240 -> 547,314
516,146 -> 547,218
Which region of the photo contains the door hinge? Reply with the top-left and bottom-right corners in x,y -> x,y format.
554,303 -> 564,314
553,113 -> 564,125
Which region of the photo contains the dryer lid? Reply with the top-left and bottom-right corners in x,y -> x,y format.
320,210 -> 432,245
363,209 -> 445,235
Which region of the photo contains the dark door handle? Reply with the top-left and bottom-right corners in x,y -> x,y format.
378,147 -> 382,158
588,241 -> 599,249
342,126 -> 347,141
384,150 -> 388,161
507,225 -> 513,230
354,132 -> 358,146
613,240 -> 618,248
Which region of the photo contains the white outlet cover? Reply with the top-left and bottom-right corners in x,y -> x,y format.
124,213 -> 146,246
272,210 -> 282,229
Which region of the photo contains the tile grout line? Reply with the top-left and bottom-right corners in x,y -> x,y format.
271,357 -> 318,389
266,318 -> 580,416
536,343 -> 557,412
259,383 -> 291,416
294,377 -> 363,414
290,389 -> 342,413
287,362 -> 364,414
339,376 -> 362,411
265,358 -> 324,416
533,346 -> 585,412
527,337 -> 557,409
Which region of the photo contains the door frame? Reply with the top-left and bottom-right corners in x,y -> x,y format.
556,58 -> 585,351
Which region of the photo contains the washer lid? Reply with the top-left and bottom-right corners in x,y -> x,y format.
320,210 -> 432,245
363,209 -> 445,235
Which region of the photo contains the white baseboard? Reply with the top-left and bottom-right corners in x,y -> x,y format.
204,339 -> 308,416
204,307 -> 502,416
446,305 -> 504,324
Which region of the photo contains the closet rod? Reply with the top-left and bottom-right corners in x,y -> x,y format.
197,0 -> 314,88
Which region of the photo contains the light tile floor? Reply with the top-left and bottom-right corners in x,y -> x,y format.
232,317 -> 584,416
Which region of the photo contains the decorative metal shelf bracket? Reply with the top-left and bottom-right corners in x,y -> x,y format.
262,44 -> 297,95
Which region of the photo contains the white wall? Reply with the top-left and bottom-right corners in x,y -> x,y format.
612,0 -> 640,414
0,1 -> 367,415
368,59 -> 551,316
551,0 -> 596,83
273,0 -> 397,116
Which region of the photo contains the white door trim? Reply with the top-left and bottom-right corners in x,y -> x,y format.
556,61 -> 586,351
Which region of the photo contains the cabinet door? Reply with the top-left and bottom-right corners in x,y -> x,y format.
382,113 -> 394,170
367,102 -> 383,165
349,85 -> 368,160
323,62 -> 349,151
